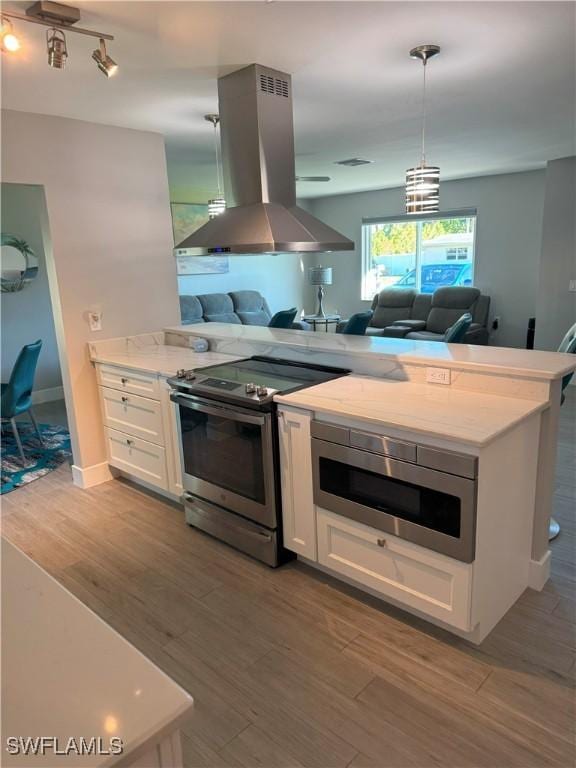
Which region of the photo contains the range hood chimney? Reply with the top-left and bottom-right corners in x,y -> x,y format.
176,64 -> 354,255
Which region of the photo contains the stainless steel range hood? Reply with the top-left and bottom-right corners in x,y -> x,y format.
176,64 -> 354,255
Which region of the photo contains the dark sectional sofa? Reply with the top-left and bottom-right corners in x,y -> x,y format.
179,290 -> 310,330
364,287 -> 491,344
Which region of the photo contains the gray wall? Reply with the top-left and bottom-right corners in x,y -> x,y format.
2,110 -> 179,472
1,183 -> 62,392
307,170 -> 546,348
535,156 -> 576,351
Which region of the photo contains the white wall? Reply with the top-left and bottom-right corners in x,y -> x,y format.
1,110 -> 179,475
535,156 -> 576,352
1,183 -> 62,393
307,170 -> 546,348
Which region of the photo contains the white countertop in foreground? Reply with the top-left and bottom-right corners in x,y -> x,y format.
275,375 -> 547,446
1,539 -> 193,767
165,323 -> 576,381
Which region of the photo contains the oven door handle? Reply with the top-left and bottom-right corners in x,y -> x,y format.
170,392 -> 267,426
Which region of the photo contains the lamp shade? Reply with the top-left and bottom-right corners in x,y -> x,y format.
406,165 -> 440,214
309,266 -> 333,286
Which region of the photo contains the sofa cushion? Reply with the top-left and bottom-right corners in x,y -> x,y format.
412,294 -> 432,321
370,288 -> 416,329
197,293 -> 241,324
405,330 -> 444,341
179,295 -> 205,325
426,287 -> 481,334
229,290 -> 272,326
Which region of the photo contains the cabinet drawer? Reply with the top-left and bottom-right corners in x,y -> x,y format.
317,508 -> 472,630
101,387 -> 164,445
97,365 -> 160,399
105,427 -> 167,490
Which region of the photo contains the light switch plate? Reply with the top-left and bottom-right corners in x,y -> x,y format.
426,367 -> 451,385
569,279 -> 576,293
88,311 -> 102,332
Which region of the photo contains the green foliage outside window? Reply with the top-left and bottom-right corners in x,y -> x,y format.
370,217 -> 472,256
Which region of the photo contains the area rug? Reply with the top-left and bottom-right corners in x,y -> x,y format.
1,423 -> 72,494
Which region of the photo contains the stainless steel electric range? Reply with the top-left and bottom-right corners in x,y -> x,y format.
168,356 -> 350,566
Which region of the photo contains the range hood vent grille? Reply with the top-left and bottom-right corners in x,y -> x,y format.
259,73 -> 289,98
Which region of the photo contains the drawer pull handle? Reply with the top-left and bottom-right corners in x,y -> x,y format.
126,439 -> 133,446
121,377 -> 128,384
121,396 -> 129,403
377,538 -> 387,547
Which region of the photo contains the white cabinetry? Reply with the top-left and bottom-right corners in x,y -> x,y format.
317,508 -> 472,631
278,406 -> 316,559
95,364 -> 182,497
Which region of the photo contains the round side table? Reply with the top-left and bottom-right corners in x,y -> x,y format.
302,314 -> 341,332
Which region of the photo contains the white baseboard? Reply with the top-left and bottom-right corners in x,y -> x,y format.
72,462 -> 115,489
528,550 -> 551,591
32,386 -> 64,404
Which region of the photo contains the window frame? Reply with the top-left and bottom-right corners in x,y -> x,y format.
361,208 -> 478,300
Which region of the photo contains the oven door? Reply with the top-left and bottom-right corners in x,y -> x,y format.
171,392 -> 277,528
312,438 -> 476,562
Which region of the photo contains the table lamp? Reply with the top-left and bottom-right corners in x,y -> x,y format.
309,266 -> 333,318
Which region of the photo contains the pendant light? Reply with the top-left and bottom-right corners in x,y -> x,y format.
406,44 -> 441,214
204,114 -> 226,218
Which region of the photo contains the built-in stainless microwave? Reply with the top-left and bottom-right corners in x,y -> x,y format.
311,422 -> 478,563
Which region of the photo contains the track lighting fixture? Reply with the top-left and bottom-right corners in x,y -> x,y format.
92,38 -> 117,77
1,2 -> 117,76
46,26 -> 67,69
1,17 -> 21,52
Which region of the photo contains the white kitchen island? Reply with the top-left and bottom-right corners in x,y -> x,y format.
87,325 -> 575,641
1,539 -> 193,768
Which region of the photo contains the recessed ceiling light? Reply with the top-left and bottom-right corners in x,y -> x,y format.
334,158 -> 373,167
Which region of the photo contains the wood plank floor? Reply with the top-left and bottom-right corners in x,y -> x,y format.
2,392 -> 575,767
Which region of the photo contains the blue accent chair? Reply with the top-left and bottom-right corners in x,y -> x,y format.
338,311 -> 374,336
268,307 -> 298,329
443,313 -> 473,343
1,340 -> 43,462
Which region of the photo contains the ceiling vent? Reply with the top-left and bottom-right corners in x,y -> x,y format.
335,158 -> 373,167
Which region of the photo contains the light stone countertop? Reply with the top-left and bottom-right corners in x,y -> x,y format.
274,375 -> 548,446
165,323 -> 576,381
88,333 -> 243,377
1,539 -> 193,767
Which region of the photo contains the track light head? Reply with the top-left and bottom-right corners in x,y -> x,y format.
92,37 -> 117,77
46,27 -> 67,68
1,17 -> 21,52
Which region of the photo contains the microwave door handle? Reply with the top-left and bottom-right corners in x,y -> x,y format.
170,392 -> 267,426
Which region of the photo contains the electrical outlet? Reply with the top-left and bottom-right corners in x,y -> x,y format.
88,311 -> 102,332
426,367 -> 451,385
569,279 -> 576,293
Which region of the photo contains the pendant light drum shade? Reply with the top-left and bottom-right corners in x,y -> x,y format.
406,165 -> 440,213
406,44 -> 441,214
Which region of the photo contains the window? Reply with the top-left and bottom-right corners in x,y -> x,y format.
361,212 -> 476,299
